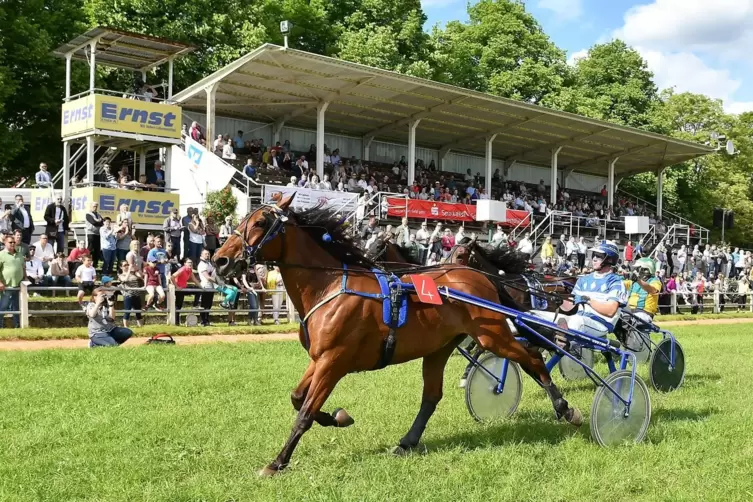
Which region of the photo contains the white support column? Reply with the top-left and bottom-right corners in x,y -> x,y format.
656,166 -> 666,219
407,119 -> 421,184
86,136 -> 95,183
439,147 -> 451,172
167,58 -> 174,100
206,83 -> 218,151
139,148 -> 147,179
89,41 -> 96,92
316,102 -> 329,178
62,141 -> 70,200
165,147 -> 173,190
484,134 -> 497,195
607,158 -> 618,209
272,119 -> 285,145
363,135 -> 374,161
65,54 -> 72,101
550,146 -> 563,205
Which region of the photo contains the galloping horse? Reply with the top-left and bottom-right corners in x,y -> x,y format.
213,195 -> 582,476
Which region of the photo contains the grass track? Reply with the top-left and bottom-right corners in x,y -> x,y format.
1,325 -> 753,501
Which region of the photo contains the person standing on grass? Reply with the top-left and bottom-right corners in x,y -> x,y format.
86,287 -> 133,348
0,234 -> 26,329
170,258 -> 201,326
266,265 -> 284,325
196,249 -> 217,327
242,264 -> 265,325
85,201 -> 103,268
119,260 -> 143,328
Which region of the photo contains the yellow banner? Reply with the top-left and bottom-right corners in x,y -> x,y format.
61,95 -> 95,137
61,94 -> 182,139
69,187 -> 179,226
30,189 -> 58,223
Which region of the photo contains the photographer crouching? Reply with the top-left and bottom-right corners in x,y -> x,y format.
86,287 -> 133,348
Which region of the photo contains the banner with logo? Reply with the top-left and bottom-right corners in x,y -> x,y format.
263,185 -> 359,214
30,188 -> 61,223
67,187 -> 180,226
386,197 -> 530,227
61,94 -> 182,139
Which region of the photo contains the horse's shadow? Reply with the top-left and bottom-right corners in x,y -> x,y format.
371,410 -> 577,456
652,406 -> 716,423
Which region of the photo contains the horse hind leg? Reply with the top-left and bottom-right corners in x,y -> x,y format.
291,360 -> 354,428
394,336 -> 463,455
475,331 -> 582,427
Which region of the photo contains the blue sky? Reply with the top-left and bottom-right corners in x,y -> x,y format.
421,0 -> 753,114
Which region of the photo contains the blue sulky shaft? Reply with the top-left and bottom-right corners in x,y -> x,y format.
399,281 -> 639,412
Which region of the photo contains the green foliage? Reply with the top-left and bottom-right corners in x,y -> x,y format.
202,187 -> 237,224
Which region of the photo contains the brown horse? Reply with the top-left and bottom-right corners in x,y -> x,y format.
213,195 -> 582,476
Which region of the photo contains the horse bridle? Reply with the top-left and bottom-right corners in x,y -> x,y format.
233,205 -> 289,266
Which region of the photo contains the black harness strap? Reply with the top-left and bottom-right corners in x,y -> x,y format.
374,281 -> 402,370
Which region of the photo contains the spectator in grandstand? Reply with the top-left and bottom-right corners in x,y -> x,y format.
540,236 -> 555,270
576,236 -> 587,270
84,201 -> 103,267
187,214 -> 206,264
25,248 -> 46,288
360,216 -> 378,247
440,228 -> 455,261
623,240 -> 634,266
67,239 -> 89,277
147,235 -> 169,289
518,232 -> 533,261
32,234 -> 55,273
676,244 -> 687,275
265,265 -> 284,325
35,162 -> 52,188
118,260 -> 143,328
49,252 -> 72,291
219,216 -> 234,245
75,255 -> 97,305
189,121 -> 204,144
143,260 -> 166,311
140,233 -> 155,260
555,234 -> 567,265
124,239 -> 142,274
415,222 -> 431,263
287,176 -> 297,187
169,258 -> 201,325
395,217 -> 410,247
0,234 -> 25,328
115,204 -> 132,228
115,222 -> 132,264
0,202 -> 11,236
99,218 -> 117,275
11,194 -> 33,245
320,174 -> 332,191
243,158 -> 256,179
43,194 -> 69,253
204,217 -> 220,257
163,208 -> 183,256
490,225 -> 507,248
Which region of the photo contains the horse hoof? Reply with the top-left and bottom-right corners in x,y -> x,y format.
566,407 -> 583,427
258,464 -> 280,477
391,443 -> 427,456
333,408 -> 355,428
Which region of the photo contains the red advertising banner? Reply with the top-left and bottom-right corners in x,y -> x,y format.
386,197 -> 530,227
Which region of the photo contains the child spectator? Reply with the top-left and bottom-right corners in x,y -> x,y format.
75,255 -> 97,306
143,260 -> 166,311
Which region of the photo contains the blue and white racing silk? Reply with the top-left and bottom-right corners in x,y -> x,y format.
572,271 -> 627,331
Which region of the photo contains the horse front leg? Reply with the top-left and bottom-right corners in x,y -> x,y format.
291,360 -> 355,428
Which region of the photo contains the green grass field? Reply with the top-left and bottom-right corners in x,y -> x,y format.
1,325 -> 752,501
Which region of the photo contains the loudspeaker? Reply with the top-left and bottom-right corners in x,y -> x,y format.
713,208 -> 723,228
726,211 -> 734,229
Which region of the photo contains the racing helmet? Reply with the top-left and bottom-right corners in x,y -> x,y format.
590,242 -> 619,266
634,257 -> 656,276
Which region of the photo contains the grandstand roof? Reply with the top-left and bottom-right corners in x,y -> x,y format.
172,43 -> 713,177
53,27 -> 195,72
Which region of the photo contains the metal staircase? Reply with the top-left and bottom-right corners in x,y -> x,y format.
617,188 -> 709,243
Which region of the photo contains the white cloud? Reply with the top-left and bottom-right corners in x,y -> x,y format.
615,0 -> 753,59
612,0 -> 753,114
536,0 -> 583,20
567,48 -> 588,66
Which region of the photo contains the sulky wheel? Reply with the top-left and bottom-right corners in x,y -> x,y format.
649,338 -> 686,393
590,370 -> 651,447
465,353 -> 523,422
558,346 -> 594,381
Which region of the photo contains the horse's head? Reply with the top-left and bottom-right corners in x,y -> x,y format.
214,193 -> 295,277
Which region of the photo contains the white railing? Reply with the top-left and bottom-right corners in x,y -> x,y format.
617,188 -> 709,242
649,224 -> 691,259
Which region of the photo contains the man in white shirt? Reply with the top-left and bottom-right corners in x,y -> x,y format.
415,222 -> 431,264
517,232 -> 533,259
491,225 -> 507,248
25,247 -> 46,287
35,163 -> 52,188
287,176 -> 297,187
32,234 -> 55,272
357,175 -> 368,191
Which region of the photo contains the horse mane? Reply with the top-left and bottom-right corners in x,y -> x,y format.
469,242 -> 529,275
289,206 -> 376,268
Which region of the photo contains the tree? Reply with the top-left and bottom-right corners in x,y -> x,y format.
429,0 -> 568,103
203,187 -> 238,225
0,0 -> 89,183
544,40 -> 663,131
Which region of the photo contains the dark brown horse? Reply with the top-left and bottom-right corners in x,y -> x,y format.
213,195 -> 582,476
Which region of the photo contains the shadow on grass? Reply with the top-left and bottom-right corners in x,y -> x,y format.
681,373 -> 722,388
371,410 -> 578,456
652,407 -> 716,423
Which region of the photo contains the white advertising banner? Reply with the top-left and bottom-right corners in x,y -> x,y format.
263,185 -> 359,214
